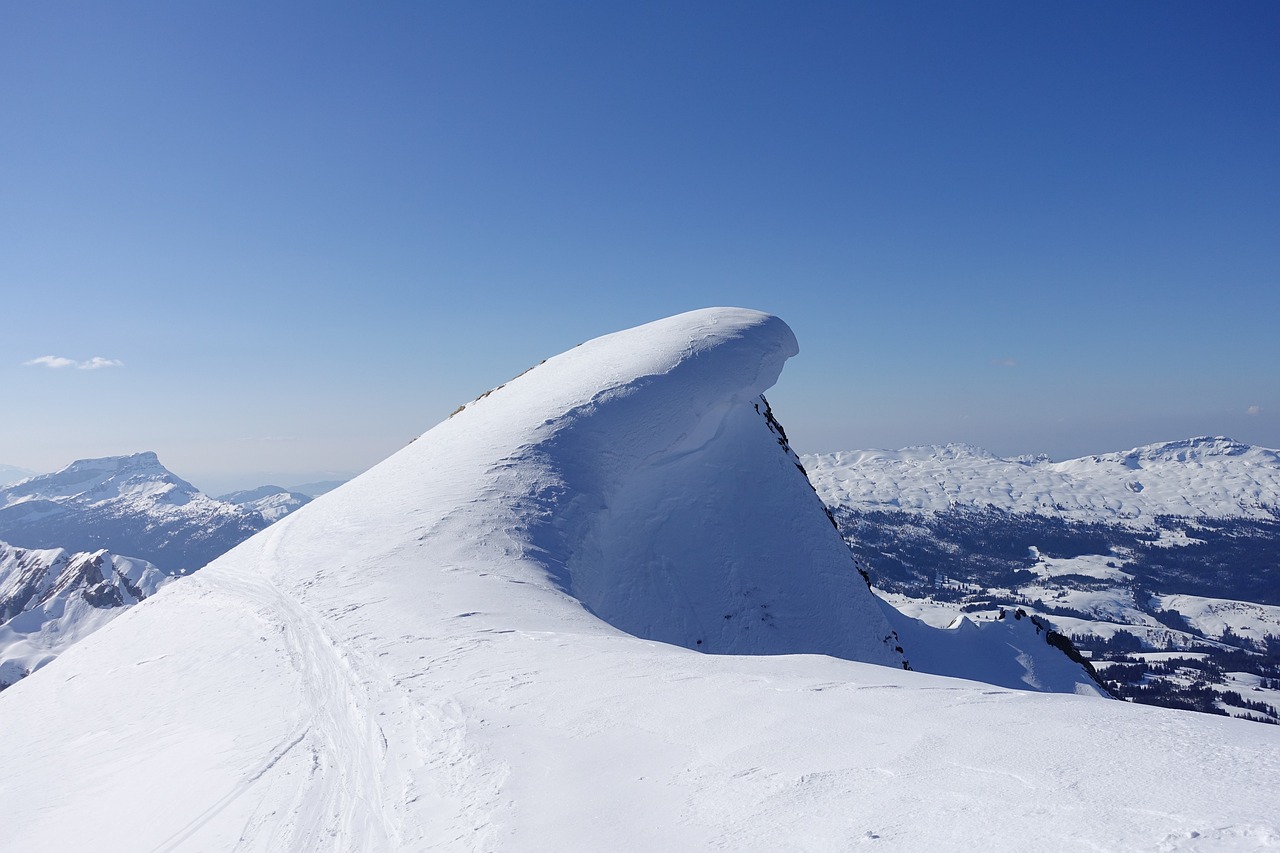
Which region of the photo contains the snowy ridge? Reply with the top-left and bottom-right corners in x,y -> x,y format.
219,486 -> 313,522
1156,594 -> 1280,648
406,307 -> 903,664
2,450 -> 184,503
0,309 -> 1276,851
804,436 -> 1280,523
0,540 -> 178,687
885,605 -> 1103,695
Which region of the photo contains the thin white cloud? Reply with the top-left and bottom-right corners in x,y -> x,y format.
23,355 -> 77,369
23,355 -> 123,370
79,356 -> 124,370
992,358 -> 1017,368
1247,405 -> 1262,416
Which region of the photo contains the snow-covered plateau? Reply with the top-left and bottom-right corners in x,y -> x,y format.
805,438 -> 1280,523
1,309 -> 1276,851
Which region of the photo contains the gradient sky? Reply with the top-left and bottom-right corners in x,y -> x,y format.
3,1 -> 1278,494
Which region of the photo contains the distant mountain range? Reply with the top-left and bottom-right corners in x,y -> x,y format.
217,485 -> 313,522
1,541 -> 179,688
0,453 -> 314,689
0,464 -> 36,487
804,436 -> 1280,724
806,435 -> 1280,523
0,452 -> 310,573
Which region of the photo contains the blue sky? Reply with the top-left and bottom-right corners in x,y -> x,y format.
3,1 -> 1277,493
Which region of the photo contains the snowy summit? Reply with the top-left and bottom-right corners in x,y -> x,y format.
0,308 -> 1276,851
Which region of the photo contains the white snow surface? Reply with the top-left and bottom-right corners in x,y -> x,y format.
1158,594 -> 1280,647
1,308 -> 1277,851
804,438 -> 1280,524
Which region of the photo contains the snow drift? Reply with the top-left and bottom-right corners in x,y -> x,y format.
435,309 -> 904,663
0,308 -> 1276,851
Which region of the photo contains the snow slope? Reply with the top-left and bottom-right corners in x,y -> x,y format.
0,540 -> 178,687
1158,594 -> 1280,647
0,309 -> 1276,851
805,438 -> 1280,524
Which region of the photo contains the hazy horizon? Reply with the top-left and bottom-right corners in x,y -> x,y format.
6,424 -> 1277,500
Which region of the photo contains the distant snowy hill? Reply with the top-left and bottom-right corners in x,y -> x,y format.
1,309 -> 1273,851
218,485 -> 312,522
1,539 -> 179,688
804,439 -> 1280,723
0,452 -> 271,572
0,463 -> 37,487
806,436 -> 1280,523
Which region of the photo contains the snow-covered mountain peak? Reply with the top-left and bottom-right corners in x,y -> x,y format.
0,452 -> 272,573
454,307 -> 798,427
382,306 -> 899,663
2,451 -> 195,505
1,539 -> 179,687
1100,435 -> 1261,466
218,485 -> 312,522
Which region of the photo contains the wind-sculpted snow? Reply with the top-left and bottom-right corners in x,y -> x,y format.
0,309 -> 1276,851
805,437 -> 1280,524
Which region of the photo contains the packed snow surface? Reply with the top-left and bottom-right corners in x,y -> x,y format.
1,309 -> 1277,851
804,438 -> 1280,523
